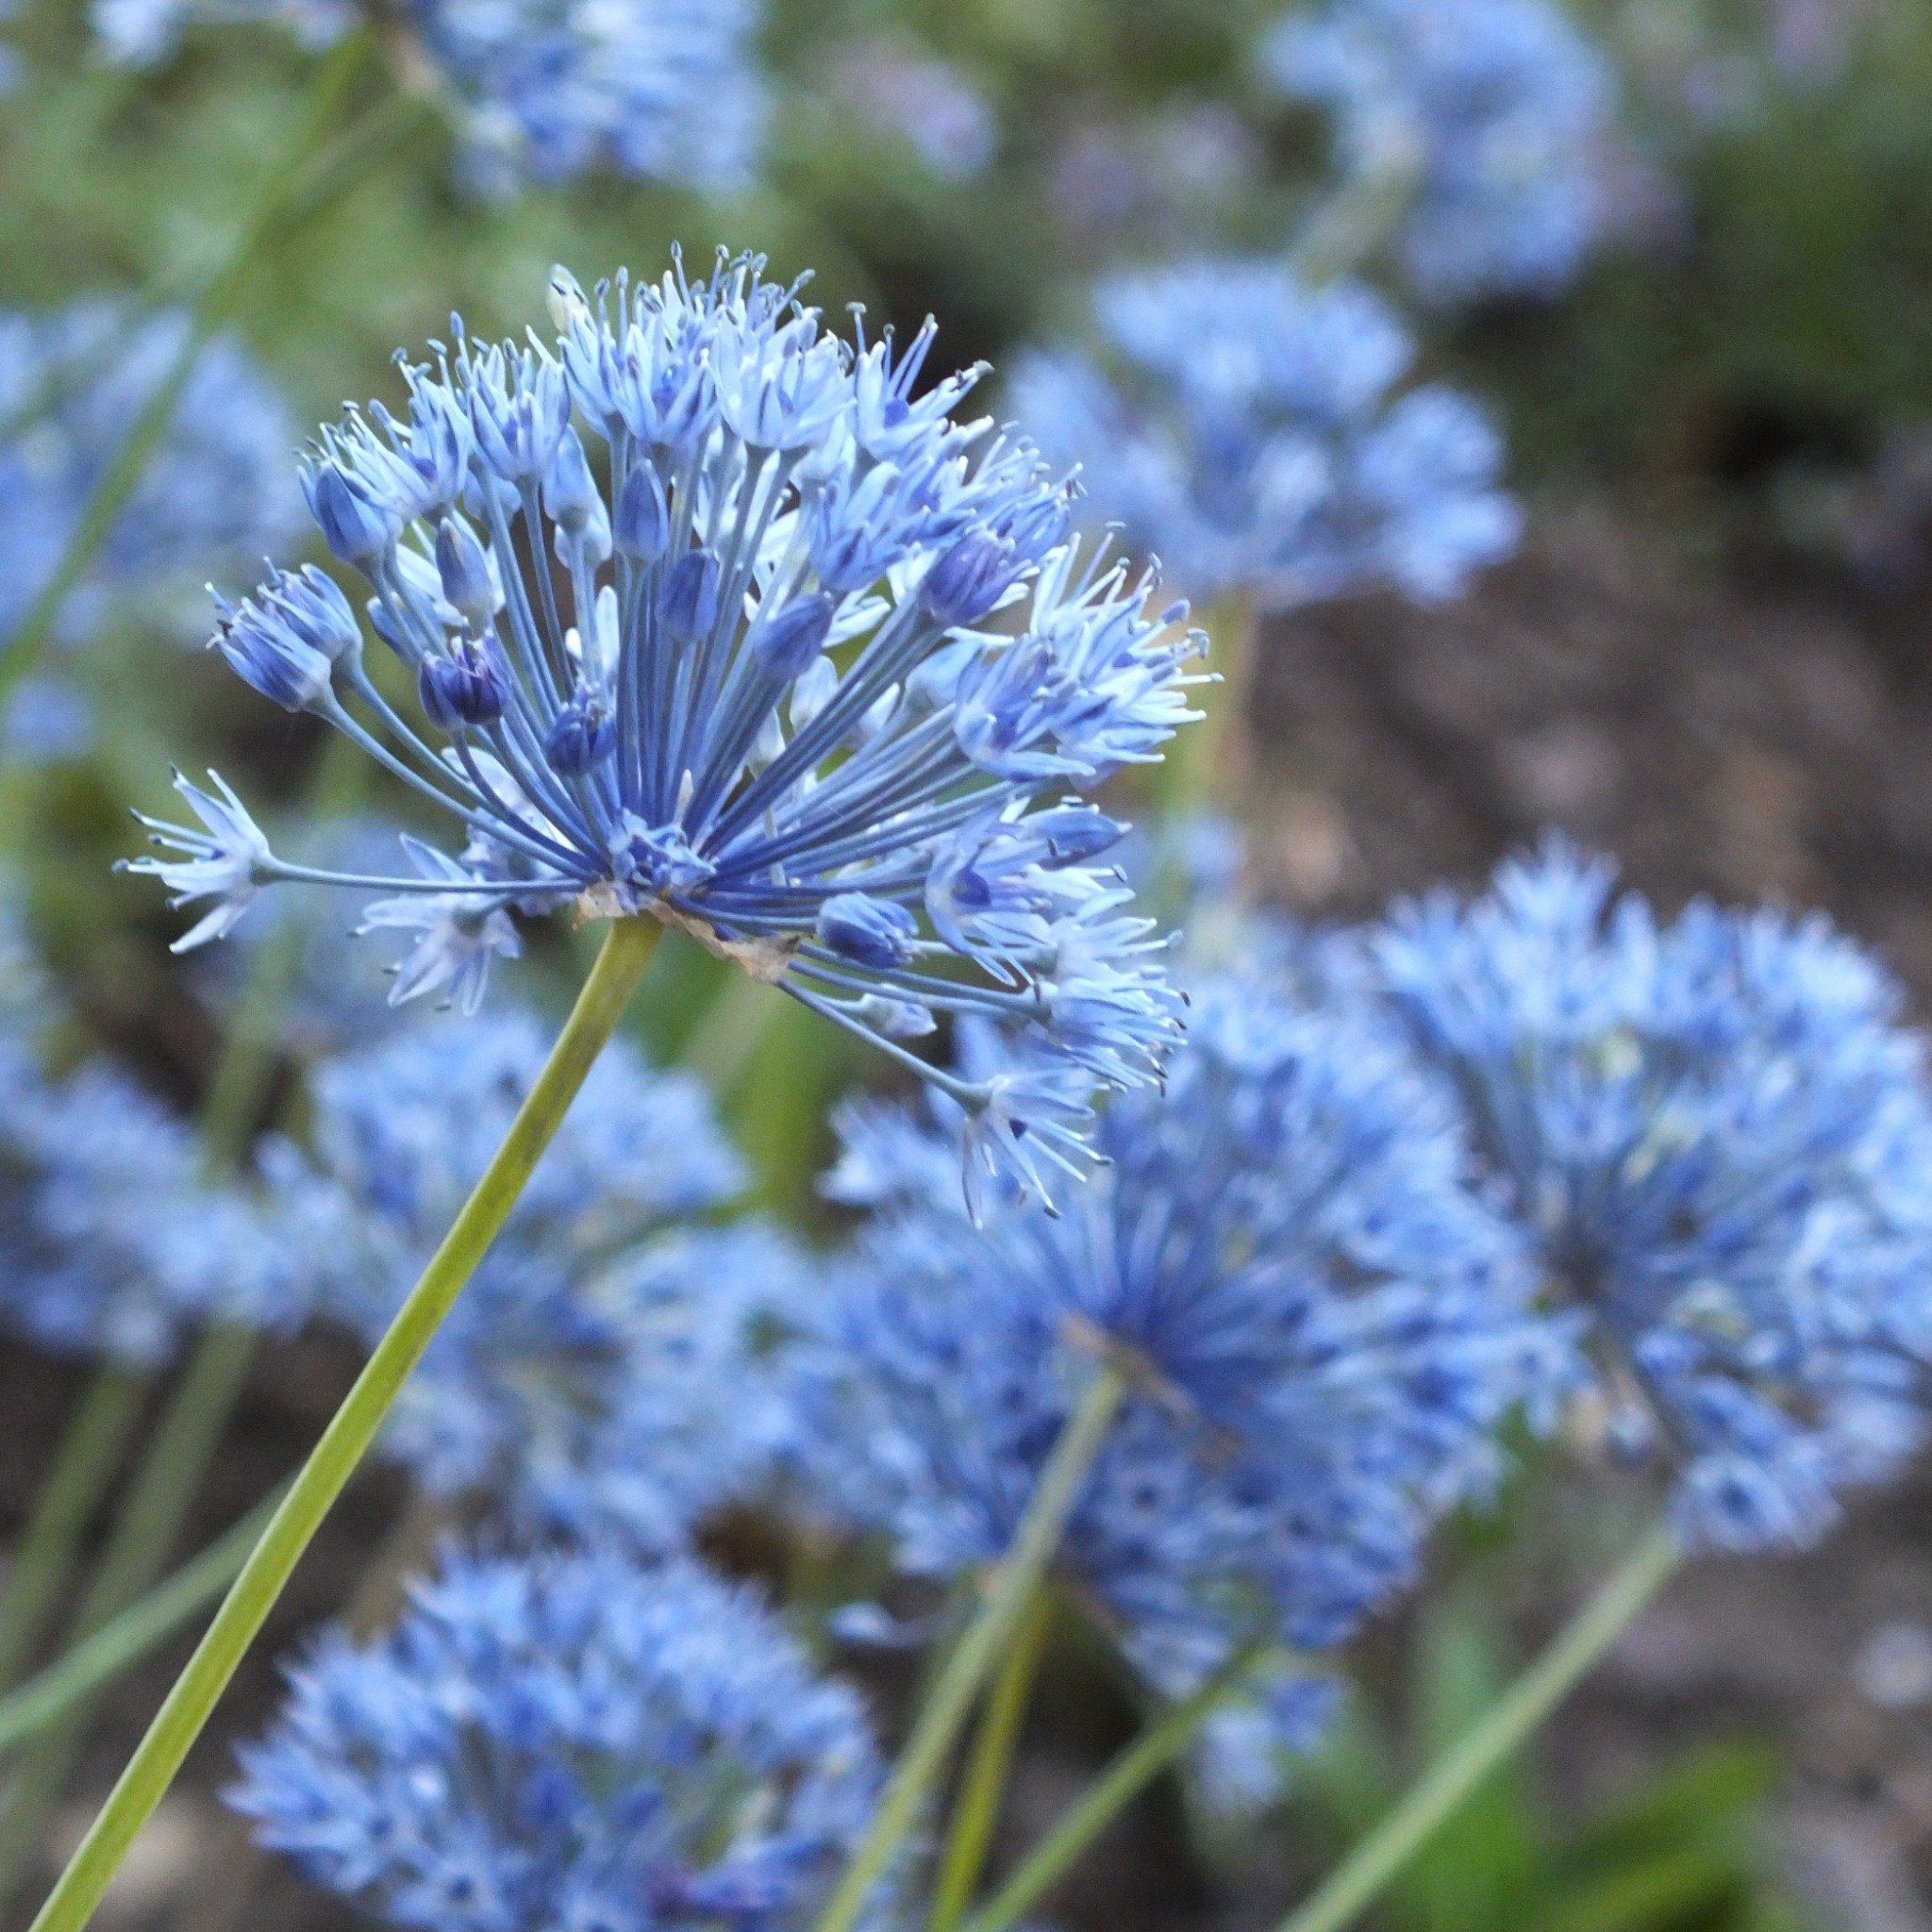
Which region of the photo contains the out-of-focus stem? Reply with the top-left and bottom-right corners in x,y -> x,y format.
812,1358 -> 1128,1932
927,1592 -> 1055,1932
1274,1524 -> 1681,1932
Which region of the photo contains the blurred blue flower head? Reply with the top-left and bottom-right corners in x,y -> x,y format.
0,302 -> 300,656
231,1547 -> 888,1932
1264,0 -> 1617,304
1376,842 -> 1932,1552
828,39 -> 998,182
1009,258 -> 1521,611
94,0 -> 765,194
0,1038 -> 290,1364
268,1005 -> 774,1546
135,255 -> 1201,1198
800,983 -> 1544,1729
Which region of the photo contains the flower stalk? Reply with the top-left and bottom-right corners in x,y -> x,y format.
0,1492 -> 280,1762
958,1645 -> 1268,1932
927,1591 -> 1056,1932
812,1357 -> 1129,1932
1274,1523 -> 1681,1932
0,27 -> 372,710
26,915 -> 662,1932
0,1369 -> 147,1695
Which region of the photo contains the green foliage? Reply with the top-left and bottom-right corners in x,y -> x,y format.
1292,1591 -> 1817,1932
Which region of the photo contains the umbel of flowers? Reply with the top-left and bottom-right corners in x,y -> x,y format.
231,1550 -> 889,1932
132,254 -> 1202,1198
1262,0 -> 1617,305
1010,256 -> 1521,613
0,303 -> 298,648
1374,844 -> 1932,1551
794,979 -> 1548,1757
268,1005 -> 795,1549
92,0 -> 768,195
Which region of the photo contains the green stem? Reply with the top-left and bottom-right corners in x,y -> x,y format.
928,1592 -> 1055,1932
26,916 -> 664,1932
0,1325 -> 260,1904
1159,595 -> 1254,815
681,968 -> 780,1097
0,1368 -> 148,1695
1274,1524 -> 1682,1932
0,28 -> 372,709
0,80 -> 429,453
959,1647 -> 1264,1932
0,1493 -> 281,1761
1291,152 -> 1422,289
812,1358 -> 1129,1932
0,730 -> 371,1895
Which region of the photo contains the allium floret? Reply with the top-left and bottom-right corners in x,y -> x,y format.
1374,842 -> 1932,1551
230,1548 -> 888,1932
268,1007 -> 773,1545
798,984 -> 1542,1725
138,255 -> 1201,1189
1263,0 -> 1617,304
1008,257 -> 1521,610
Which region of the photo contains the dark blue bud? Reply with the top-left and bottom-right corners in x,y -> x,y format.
615,464 -> 670,560
753,592 -> 835,682
1029,804 -> 1125,866
921,533 -> 1018,626
541,431 -> 601,533
817,892 -> 919,971
660,548 -> 721,643
305,463 -> 396,565
543,689 -> 617,776
435,518 -> 498,626
419,636 -> 508,729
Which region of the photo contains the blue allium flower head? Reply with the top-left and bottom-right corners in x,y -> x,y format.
828,39 -> 999,182
270,1007 -> 772,1543
94,0 -> 765,195
0,302 -> 300,662
1008,258 -> 1521,611
799,983 -> 1542,1718
1263,0 -> 1617,304
231,1547 -> 888,1932
137,257 -> 1202,1197
0,1045 -> 291,1363
1374,842 -> 1932,1552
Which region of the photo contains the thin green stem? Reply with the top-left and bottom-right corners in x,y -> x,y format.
0,1324 -> 259,1903
27,916 -> 663,1932
959,1647 -> 1265,1932
928,1592 -> 1055,1932
0,1368 -> 148,1695
0,1493 -> 281,1761
0,28 -> 372,709
1159,595 -> 1254,814
0,731 -> 371,1895
1291,152 -> 1422,289
1274,1524 -> 1682,1932
681,967 -> 780,1097
0,82 -> 429,452
812,1358 -> 1129,1932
